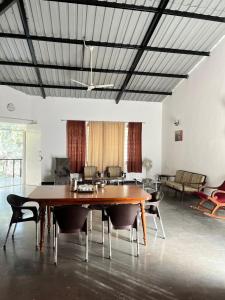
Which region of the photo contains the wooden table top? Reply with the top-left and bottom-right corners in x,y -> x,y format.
28,185 -> 151,206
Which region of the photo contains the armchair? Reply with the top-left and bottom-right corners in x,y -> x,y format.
194,180 -> 225,219
106,166 -> 126,185
83,166 -> 100,182
54,158 -> 70,185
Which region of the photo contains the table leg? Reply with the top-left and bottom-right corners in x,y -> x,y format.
39,204 -> 46,252
140,202 -> 147,246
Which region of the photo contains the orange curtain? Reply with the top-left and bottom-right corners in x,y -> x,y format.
127,122 -> 142,173
67,121 -> 86,173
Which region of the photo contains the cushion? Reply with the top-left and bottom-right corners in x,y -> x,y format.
175,170 -> 184,183
108,166 -> 122,177
165,181 -> 182,190
181,171 -> 192,184
190,174 -> 205,189
84,166 -> 97,178
183,185 -> 199,192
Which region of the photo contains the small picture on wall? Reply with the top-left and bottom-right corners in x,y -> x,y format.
175,130 -> 183,142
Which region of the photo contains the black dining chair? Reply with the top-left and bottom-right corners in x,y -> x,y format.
3,194 -> 39,250
53,205 -> 89,264
145,191 -> 166,239
106,204 -> 140,259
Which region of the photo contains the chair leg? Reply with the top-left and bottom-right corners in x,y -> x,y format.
102,220 -> 104,244
211,205 -> 219,216
35,222 -> 39,249
54,224 -> 58,265
89,210 -> 93,231
12,223 -> 17,239
85,224 -> 89,262
153,216 -> 158,231
108,219 -> 112,259
181,191 -> 184,202
157,209 -> 166,239
136,217 -> 139,257
3,223 -> 13,249
130,229 -> 133,242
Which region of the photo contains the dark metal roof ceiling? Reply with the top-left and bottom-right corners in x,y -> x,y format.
1,0 -> 225,103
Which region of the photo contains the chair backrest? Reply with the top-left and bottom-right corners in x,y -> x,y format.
107,166 -> 122,178
54,206 -> 89,233
142,178 -> 153,187
106,204 -> 139,230
7,194 -> 28,207
151,191 -> 164,202
146,191 -> 164,214
84,166 -> 97,178
218,181 -> 225,191
55,158 -> 70,176
190,173 -> 206,188
175,170 -> 184,183
175,170 -> 206,188
7,194 -> 29,220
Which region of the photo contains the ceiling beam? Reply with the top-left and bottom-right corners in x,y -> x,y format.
0,32 -> 210,57
0,0 -> 16,16
0,81 -> 172,96
17,0 -> 46,99
0,60 -> 188,79
116,0 -> 170,103
46,0 -> 225,23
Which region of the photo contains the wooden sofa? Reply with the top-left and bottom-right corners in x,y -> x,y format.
164,170 -> 206,200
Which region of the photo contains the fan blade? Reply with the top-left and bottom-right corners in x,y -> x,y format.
94,84 -> 114,89
71,79 -> 88,87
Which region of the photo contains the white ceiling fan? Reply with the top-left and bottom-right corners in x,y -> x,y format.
71,42 -> 114,91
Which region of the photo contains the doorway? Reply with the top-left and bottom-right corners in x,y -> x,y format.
0,123 -> 25,187
0,122 -> 42,187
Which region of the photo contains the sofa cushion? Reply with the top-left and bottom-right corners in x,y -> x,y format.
164,180 -> 173,188
175,170 -> 184,183
190,174 -> 205,189
108,166 -> 122,177
84,166 -> 97,178
183,185 -> 199,192
181,171 -> 192,184
165,181 -> 182,190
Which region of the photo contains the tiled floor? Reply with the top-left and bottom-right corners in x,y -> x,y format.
0,176 -> 22,188
0,185 -> 225,300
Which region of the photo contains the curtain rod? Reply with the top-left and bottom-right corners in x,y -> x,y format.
0,116 -> 36,123
61,119 -> 146,124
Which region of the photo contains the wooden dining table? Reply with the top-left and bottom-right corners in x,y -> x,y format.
28,184 -> 151,251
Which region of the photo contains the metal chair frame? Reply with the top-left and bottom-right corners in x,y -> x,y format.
145,191 -> 166,239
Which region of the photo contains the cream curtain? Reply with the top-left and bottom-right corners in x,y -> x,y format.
88,121 -> 103,171
87,121 -> 125,172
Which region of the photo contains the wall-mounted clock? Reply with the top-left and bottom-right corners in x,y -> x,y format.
7,103 -> 15,112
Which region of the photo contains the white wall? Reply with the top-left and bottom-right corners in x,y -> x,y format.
0,84 -> 163,182
31,98 -> 162,181
0,86 -> 33,122
162,37 -> 225,185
